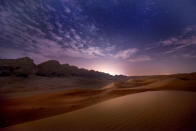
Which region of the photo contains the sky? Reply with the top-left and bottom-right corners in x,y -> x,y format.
0,0 -> 196,76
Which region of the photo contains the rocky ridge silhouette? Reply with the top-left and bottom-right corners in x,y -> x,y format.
0,57 -> 127,80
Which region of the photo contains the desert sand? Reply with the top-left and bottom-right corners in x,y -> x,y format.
3,91 -> 196,131
1,72 -> 196,130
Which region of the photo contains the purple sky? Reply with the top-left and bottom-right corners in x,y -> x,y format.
0,0 -> 196,75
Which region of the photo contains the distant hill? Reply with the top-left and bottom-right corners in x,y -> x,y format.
0,57 -> 127,80
0,57 -> 37,77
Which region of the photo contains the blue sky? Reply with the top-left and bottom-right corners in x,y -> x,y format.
0,0 -> 196,75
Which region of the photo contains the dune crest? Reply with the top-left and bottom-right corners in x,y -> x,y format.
5,91 -> 196,131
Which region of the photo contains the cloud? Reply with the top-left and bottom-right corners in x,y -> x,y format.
64,48 -> 97,59
105,45 -> 116,52
114,48 -> 138,59
182,53 -> 196,59
32,38 -> 105,59
65,7 -> 71,13
164,43 -> 193,54
128,55 -> 152,62
0,0 -> 153,65
0,43 -> 99,63
161,37 -> 178,46
0,47 -> 26,59
81,46 -> 105,57
159,25 -> 196,54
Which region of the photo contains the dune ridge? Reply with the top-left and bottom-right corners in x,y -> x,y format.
4,91 -> 196,131
1,72 -> 196,128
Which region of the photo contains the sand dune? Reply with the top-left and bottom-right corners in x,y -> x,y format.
1,73 -> 196,127
4,91 -> 196,131
114,73 -> 196,91
0,76 -> 113,98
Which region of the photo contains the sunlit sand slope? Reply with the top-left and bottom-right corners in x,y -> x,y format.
4,91 -> 196,131
114,73 -> 196,91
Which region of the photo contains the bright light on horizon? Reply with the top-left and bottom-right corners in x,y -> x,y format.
93,64 -> 123,76
98,69 -> 118,76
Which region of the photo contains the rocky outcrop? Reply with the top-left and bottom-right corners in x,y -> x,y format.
37,60 -> 66,76
0,66 -> 12,76
0,57 -> 122,79
0,57 -> 37,77
37,61 -> 112,78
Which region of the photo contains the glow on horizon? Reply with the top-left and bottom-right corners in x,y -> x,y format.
93,64 -> 123,76
98,68 -> 119,76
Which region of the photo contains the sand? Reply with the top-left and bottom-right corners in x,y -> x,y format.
0,87 -> 147,127
4,91 -> 196,131
1,73 -> 196,128
0,76 -> 113,98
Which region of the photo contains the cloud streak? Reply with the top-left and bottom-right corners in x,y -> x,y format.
114,48 -> 138,59
160,25 -> 196,54
128,55 -> 152,62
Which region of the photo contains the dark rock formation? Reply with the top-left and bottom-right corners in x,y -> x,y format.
0,57 -> 127,79
37,60 -> 113,78
0,57 -> 37,77
0,66 -> 12,76
37,60 -> 65,76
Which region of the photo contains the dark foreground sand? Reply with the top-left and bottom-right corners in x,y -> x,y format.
1,73 -> 196,128
3,91 -> 196,131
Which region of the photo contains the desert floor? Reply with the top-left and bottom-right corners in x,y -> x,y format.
1,73 -> 196,130
3,91 -> 196,131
